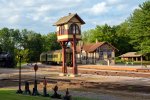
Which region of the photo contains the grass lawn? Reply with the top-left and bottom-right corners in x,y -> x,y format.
16,62 -> 27,68
115,58 -> 150,65
0,89 -> 96,100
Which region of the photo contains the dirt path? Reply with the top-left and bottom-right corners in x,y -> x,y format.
65,90 -> 150,100
1,66 -> 150,100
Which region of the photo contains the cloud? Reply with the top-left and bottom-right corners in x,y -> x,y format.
106,0 -> 120,5
0,0 -> 147,34
116,4 -> 127,11
81,2 -> 109,16
23,0 -> 35,6
90,2 -> 108,15
80,0 -> 125,16
37,5 -> 53,12
8,15 -> 20,24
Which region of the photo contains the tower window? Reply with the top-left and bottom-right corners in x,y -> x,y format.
59,25 -> 65,35
69,24 -> 80,34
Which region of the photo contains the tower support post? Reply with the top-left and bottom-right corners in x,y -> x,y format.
61,42 -> 67,74
72,35 -> 78,75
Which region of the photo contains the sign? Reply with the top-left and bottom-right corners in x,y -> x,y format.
34,64 -> 38,72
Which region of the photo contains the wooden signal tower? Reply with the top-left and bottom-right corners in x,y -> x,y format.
54,13 -> 85,76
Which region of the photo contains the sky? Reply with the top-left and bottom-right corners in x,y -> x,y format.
0,0 -> 147,34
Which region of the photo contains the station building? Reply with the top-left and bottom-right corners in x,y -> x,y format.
119,52 -> 143,61
76,41 -> 118,65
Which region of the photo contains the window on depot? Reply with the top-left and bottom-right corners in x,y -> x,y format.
59,25 -> 65,35
69,23 -> 80,34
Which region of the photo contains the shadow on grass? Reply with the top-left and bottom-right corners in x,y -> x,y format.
0,89 -> 98,100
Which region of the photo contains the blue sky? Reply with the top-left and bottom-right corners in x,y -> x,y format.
0,0 -> 147,34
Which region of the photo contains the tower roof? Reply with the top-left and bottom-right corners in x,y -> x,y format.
53,13 -> 85,26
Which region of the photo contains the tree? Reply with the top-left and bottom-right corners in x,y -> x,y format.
129,1 -> 150,58
81,1 -> 150,58
0,27 -> 62,67
81,30 -> 91,43
115,21 -> 135,55
0,28 -> 14,53
42,32 -> 61,51
0,28 -> 22,67
21,30 -> 44,62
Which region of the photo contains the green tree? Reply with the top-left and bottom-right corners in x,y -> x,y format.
129,1 -> 150,58
115,21 -> 135,55
0,28 -> 14,53
42,32 -> 61,51
21,30 -> 44,62
0,28 -> 22,67
0,28 -> 61,66
81,22 -> 137,55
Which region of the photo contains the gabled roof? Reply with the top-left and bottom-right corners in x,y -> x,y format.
76,42 -> 118,53
53,13 -> 85,26
83,43 -> 95,52
120,52 -> 142,58
87,42 -> 105,52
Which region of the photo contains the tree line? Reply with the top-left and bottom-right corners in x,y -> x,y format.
0,1 -> 149,67
0,28 -> 61,67
82,1 -> 150,60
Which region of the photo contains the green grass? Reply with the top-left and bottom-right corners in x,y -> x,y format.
16,62 -> 27,68
115,58 -> 150,65
0,89 -> 50,100
0,89 -> 96,100
133,61 -> 150,65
